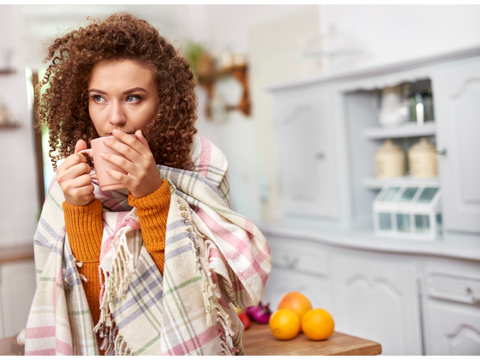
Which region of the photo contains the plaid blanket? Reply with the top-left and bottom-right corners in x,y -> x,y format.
25,134 -> 272,355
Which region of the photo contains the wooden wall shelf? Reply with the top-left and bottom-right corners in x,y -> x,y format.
197,64 -> 250,119
0,122 -> 20,129
0,69 -> 15,75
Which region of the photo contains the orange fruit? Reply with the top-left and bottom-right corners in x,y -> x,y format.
277,291 -> 313,327
302,308 -> 335,340
269,309 -> 300,340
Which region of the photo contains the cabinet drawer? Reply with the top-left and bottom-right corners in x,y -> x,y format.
270,240 -> 328,277
428,272 -> 480,305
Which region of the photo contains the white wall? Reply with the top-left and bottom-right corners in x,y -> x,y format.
321,5 -> 480,71
191,5 -> 314,224
0,5 -> 39,248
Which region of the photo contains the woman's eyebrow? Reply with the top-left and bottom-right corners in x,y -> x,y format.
88,88 -> 107,94
123,87 -> 147,94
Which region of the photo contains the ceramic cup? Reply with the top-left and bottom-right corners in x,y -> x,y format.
79,135 -> 133,191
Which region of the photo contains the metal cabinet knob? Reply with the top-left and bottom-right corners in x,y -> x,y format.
436,148 -> 447,156
466,287 -> 480,304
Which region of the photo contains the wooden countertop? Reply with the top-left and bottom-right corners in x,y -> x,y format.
0,323 -> 382,356
242,322 -> 382,355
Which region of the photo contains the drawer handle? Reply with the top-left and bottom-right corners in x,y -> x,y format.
466,287 -> 480,304
283,255 -> 299,270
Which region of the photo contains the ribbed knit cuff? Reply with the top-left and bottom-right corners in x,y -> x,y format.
63,199 -> 103,263
128,179 -> 171,211
128,179 -> 170,251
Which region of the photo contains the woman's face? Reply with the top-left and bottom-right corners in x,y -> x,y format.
88,59 -> 158,137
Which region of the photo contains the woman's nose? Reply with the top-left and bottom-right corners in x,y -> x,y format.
108,101 -> 127,126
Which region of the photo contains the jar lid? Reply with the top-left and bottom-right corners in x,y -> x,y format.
378,139 -> 403,152
409,137 -> 435,152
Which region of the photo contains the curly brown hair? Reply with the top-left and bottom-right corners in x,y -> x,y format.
35,12 -> 197,171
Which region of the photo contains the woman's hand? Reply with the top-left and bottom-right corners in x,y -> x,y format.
102,129 -> 162,198
57,140 -> 95,206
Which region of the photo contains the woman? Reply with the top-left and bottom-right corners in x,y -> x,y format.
25,12 -> 271,356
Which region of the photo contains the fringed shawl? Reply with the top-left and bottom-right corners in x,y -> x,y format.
25,134 -> 272,355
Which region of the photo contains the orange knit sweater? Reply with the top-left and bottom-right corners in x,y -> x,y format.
62,180 -> 171,354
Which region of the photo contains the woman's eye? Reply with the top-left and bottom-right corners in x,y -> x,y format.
93,95 -> 106,103
126,95 -> 141,103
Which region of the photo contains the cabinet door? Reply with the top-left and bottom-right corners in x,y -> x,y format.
433,59 -> 480,233
265,267 -> 332,313
424,300 -> 480,355
1,260 -> 36,337
273,85 -> 337,219
331,253 -> 422,355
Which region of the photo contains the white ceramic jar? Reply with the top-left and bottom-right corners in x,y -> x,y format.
378,85 -> 409,127
408,137 -> 438,178
375,139 -> 406,178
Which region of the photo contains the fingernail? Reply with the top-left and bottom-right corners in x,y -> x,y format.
113,129 -> 118,135
103,138 -> 110,144
100,153 -> 105,158
106,168 -> 110,172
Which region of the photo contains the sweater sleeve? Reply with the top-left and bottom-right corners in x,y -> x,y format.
63,199 -> 104,262
62,199 -> 103,334
128,179 -> 171,275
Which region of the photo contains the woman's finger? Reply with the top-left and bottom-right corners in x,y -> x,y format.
101,153 -> 135,174
103,136 -> 142,163
112,129 -> 151,156
58,153 -> 87,174
61,174 -> 94,192
74,139 -> 87,154
57,160 -> 91,184
66,162 -> 91,179
134,130 -> 151,151
105,167 -> 131,188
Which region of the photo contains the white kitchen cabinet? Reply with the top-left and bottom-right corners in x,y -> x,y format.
330,251 -> 422,355
266,267 -> 331,313
273,85 -> 338,221
432,58 -> 480,234
425,300 -> 480,355
0,260 -> 36,337
265,235 -> 332,312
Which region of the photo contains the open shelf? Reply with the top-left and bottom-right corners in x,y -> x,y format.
364,176 -> 440,190
0,122 -> 20,130
363,121 -> 436,140
0,69 -> 15,75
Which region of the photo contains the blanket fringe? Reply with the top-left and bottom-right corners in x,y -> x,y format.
180,198 -> 237,355
94,223 -> 137,354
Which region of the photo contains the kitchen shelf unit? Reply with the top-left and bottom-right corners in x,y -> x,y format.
363,176 -> 440,190
266,46 -> 480,355
363,121 -> 436,140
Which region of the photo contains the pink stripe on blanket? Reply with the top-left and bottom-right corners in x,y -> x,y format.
56,338 -> 74,355
25,348 -> 56,356
195,207 -> 270,286
26,326 -> 55,338
99,212 -> 140,263
198,134 -> 212,178
162,325 -> 222,355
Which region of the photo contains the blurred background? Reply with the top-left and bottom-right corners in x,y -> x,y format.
0,4 -> 480,355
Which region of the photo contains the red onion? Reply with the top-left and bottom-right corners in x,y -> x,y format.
245,302 -> 272,324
